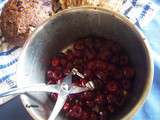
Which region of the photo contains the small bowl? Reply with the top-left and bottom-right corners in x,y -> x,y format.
16,7 -> 154,120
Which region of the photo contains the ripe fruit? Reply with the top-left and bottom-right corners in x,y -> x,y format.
90,112 -> 99,120
81,111 -> 90,120
50,93 -> 58,101
123,67 -> 135,78
74,40 -> 85,50
95,95 -> 104,104
106,81 -> 119,93
99,111 -> 108,120
85,101 -> 94,108
80,91 -> 94,101
47,37 -> 135,120
78,79 -> 88,87
51,57 -> 61,67
63,102 -> 70,111
87,60 -> 96,71
68,104 -> 82,118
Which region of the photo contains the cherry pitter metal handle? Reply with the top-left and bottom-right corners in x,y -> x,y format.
0,68 -> 94,120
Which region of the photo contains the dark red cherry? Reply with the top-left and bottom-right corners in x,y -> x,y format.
79,79 -> 88,87
99,50 -> 111,60
68,104 -> 82,118
87,60 -> 96,71
68,94 -> 76,102
60,58 -> 67,67
63,68 -> 71,76
73,50 -> 83,58
83,69 -> 93,79
47,70 -> 54,78
95,95 -> 104,104
52,70 -> 63,80
51,57 -> 61,67
90,112 -> 99,120
123,67 -> 135,78
107,105 -> 115,113
96,60 -> 107,71
106,94 -> 116,104
106,64 -> 116,76
80,91 -> 94,101
115,96 -> 125,106
99,111 -> 108,120
66,62 -> 73,70
66,49 -> 74,61
81,111 -> 90,120
50,93 -> 58,101
85,48 -> 96,60
63,102 -> 70,111
74,40 -> 85,50
85,101 -> 94,108
106,81 -> 119,93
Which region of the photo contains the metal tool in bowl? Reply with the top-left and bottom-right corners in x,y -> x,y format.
0,68 -> 93,119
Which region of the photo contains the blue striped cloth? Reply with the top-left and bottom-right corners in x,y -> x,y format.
0,0 -> 160,120
0,46 -> 21,104
0,47 -> 21,92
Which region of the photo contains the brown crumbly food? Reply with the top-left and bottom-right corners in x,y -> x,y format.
52,0 -> 108,12
1,0 -> 53,46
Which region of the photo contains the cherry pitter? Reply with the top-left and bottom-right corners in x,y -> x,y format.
0,68 -> 94,120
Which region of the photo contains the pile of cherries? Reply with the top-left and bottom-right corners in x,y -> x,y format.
47,37 -> 135,120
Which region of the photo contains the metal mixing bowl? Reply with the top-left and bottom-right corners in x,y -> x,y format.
16,7 -> 154,120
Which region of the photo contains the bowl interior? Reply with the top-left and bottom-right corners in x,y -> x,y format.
16,7 -> 152,120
